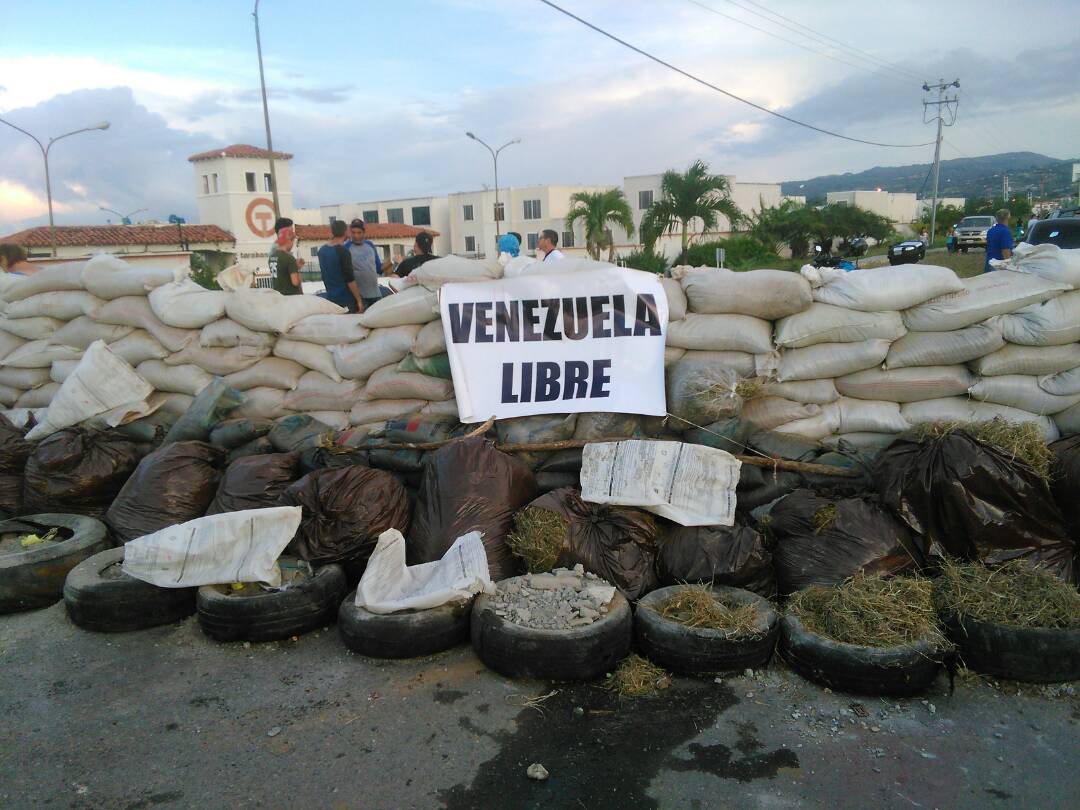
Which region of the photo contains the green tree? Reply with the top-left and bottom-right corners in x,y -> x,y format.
564,189 -> 635,261
816,203 -> 894,246
189,252 -> 221,290
640,160 -> 743,264
620,248 -> 668,274
749,200 -> 818,259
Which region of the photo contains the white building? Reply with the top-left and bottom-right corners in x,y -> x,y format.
825,190 -> 918,224
295,196 -> 451,256
0,224 -> 235,265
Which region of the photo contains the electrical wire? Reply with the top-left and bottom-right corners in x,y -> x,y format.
538,0 -> 935,149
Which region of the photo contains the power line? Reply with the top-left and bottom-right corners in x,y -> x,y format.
538,0 -> 935,149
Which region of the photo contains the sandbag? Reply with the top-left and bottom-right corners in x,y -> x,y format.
205,451 -> 302,515
0,316 -> 65,340
23,428 -> 144,518
679,267 -> 811,319
350,398 -> 425,425
164,343 -> 270,376
773,402 -> 841,440
990,242 -> 1080,287
741,397 -> 821,430
1054,403 -> 1080,437
665,350 -> 757,392
0,385 -> 21,408
836,398 -> 910,434
884,322 -> 1004,369
822,432 -> 898,452
151,392 -> 195,417
411,320 -> 446,358
666,313 -> 773,354
774,303 -> 906,349
273,338 -> 341,382
136,360 -> 212,397
660,277 -> 687,321
1,340 -> 82,368
148,278 -> 228,328
357,284 -> 439,328
199,318 -> 277,350
573,412 -> 643,440
2,261 -> 86,302
1039,367 -> 1080,397
283,372 -> 362,412
15,383 -> 59,408
420,399 -> 460,419
496,413 -> 577,444
229,387 -> 293,420
360,364 -> 454,402
162,378 -> 244,444
903,271 -> 1069,332
900,397 -> 1059,442
285,314 -> 369,345
0,367 -> 50,390
397,352 -> 451,379
997,290 -> 1080,346
331,324 -> 422,381
107,330 -> 169,366
47,316 -> 133,349
408,255 -> 502,287
304,411 -> 350,431
280,466 -> 412,566
209,417 -> 276,449
89,296 -> 194,352
968,375 -> 1080,415
768,489 -> 926,594
223,357 -> 306,391
776,339 -> 891,382
105,441 -> 227,544
803,263 -> 961,311
666,358 -> 742,426
836,366 -> 975,403
408,437 -> 537,580
758,378 -> 839,404
873,432 -> 1074,579
0,331 -> 24,362
656,521 -> 774,597
971,343 -> 1080,377
81,253 -> 178,299
3,290 -> 103,321
224,287 -> 346,334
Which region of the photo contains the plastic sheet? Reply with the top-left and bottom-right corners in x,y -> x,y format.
656,521 -> 775,598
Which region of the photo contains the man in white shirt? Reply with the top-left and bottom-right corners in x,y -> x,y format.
537,229 -> 565,261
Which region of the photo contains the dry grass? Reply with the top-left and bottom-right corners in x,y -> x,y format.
604,654 -> 671,697
787,573 -> 948,649
934,558 -> 1080,629
735,377 -> 765,401
506,507 -> 568,573
657,586 -> 764,637
812,504 -> 838,534
913,419 -> 1054,480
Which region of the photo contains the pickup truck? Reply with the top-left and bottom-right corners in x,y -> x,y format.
955,215 -> 995,252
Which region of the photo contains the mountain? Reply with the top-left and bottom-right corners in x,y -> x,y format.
781,152 -> 1077,203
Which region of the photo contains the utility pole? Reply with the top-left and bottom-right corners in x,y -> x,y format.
253,0 -> 281,217
1003,174 -> 1009,202
922,78 -> 960,245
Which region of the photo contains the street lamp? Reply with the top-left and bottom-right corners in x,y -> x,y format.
99,206 -> 148,225
253,0 -> 281,217
466,132 -> 521,238
0,118 -> 110,256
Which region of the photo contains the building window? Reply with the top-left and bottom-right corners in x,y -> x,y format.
493,202 -> 505,222
387,208 -> 405,224
363,210 -> 379,224
638,189 -> 654,210
527,233 -> 538,251
523,199 -> 541,219
245,172 -> 256,192
465,236 -> 476,253
463,204 -> 474,222
263,173 -> 273,192
329,215 -> 338,225
201,175 -> 209,194
562,230 -> 575,248
310,247 -> 319,258
211,173 -> 219,193
411,206 -> 431,226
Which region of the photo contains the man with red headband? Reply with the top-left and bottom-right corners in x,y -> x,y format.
269,217 -> 303,295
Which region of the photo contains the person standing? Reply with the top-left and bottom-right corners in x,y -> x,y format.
536,229 -> 564,261
268,217 -> 302,295
984,208 -> 1014,273
347,219 -> 383,310
318,220 -> 363,312
394,231 -> 438,278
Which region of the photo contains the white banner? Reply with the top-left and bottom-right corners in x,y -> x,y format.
440,268 -> 669,423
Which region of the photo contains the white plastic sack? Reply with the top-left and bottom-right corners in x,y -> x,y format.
358,284 -> 439,328
679,267 -> 812,319
107,330 -> 169,366
47,317 -> 133,349
996,290 -> 1080,346
666,313 -> 773,354
420,399 -> 460,419
148,278 -> 229,329
331,324 -> 422,381
0,367 -> 50,390
49,360 -> 79,384
0,331 -> 23,362
774,303 -> 906,349
773,402 -> 842,440
225,287 -> 346,334
884,323 -> 1004,369
355,529 -> 494,614
776,339 -> 891,383
903,271 -> 1069,332
165,343 -> 270,376
1053,402 -> 1080,437
1039,367 -> 1080,397
360,364 -> 454,402
273,337 -> 341,382
968,375 -> 1080,415
90,296 -> 195,352
0,316 -> 64,341
515,257 -> 616,277
15,383 -> 60,409
0,385 -> 19,408
411,320 -> 446,358
136,360 -> 213,397
664,346 -> 686,366
3,291 -> 103,321
2,261 -> 86,302
286,314 -> 369,345
971,343 -> 1080,377
199,318 -> 277,350
990,242 -> 1080,287
304,410 -> 351,431
803,263 -> 963,312
150,392 -> 195,417
122,507 -> 303,588
409,255 -> 502,287
901,397 -> 1059,442
81,253 -> 180,300
757,378 -> 839,404
740,396 -> 822,430
230,386 -> 293,420
224,357 -> 307,391
501,255 -> 540,278
836,398 -> 910,434
282,371 -> 362,412
349,398 -> 425,425
0,340 -> 81,369
835,366 -> 975,403
660,277 -> 687,321
214,264 -> 254,292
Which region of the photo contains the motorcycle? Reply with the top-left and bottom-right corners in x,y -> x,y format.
811,237 -> 868,271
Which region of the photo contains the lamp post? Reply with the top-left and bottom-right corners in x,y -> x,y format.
99,206 -> 148,225
466,132 -> 520,238
253,0 -> 281,217
0,118 -> 110,257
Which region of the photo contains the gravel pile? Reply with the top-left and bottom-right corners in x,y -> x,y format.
491,566 -> 616,630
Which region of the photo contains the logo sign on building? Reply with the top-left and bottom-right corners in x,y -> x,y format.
440,268 -> 669,423
245,197 -> 276,237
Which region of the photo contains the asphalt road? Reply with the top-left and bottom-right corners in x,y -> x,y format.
1,603 -> 1077,810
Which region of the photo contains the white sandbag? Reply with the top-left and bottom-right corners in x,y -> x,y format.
199,318 -> 277,350
803,263 -> 963,312
122,507 -> 302,588
349,398 -> 425,425
0,367 -> 51,390
516,256 -> 616,277
2,261 -> 86,302
224,357 -> 307,391
420,399 -> 461,419
0,316 -> 65,341
50,360 -> 79,384
136,360 -> 213,397
666,350 -> 758,381
884,323 -> 1004,369
0,330 -> 23,361
331,324 -> 422,381
776,339 -> 891,383
3,290 -> 103,321
741,397 -> 822,430
0,272 -> 21,303
758,378 -> 839,404
15,383 -> 59,409
664,346 -> 686,366
774,303 -> 906,349
164,343 -> 270,376
360,364 -> 455,402
282,371 -> 362,412
835,366 -> 975,403
996,290 -> 1080,346
411,320 -> 446,358
304,411 -> 351,431
822,433 -> 898,451
409,255 -> 502,287
90,296 -> 195,352
148,278 -> 229,328
0,385 -> 20,408
286,314 -> 369,345
1053,402 -> 1080,437
0,340 -> 82,369
26,340 -> 154,441
1039,367 -> 1080,397
666,313 -> 773,354
225,287 -> 346,334
990,242 -> 1080,287
357,284 -> 439,328
971,343 -> 1080,377
774,402 -> 841,440
149,392 -> 195,417
660,277 -> 687,321
836,398 -> 910,434
902,271 -> 1069,332
679,267 -> 812,319
230,386 -> 294,420
968,375 -> 1080,415
46,316 -> 133,349
273,338 -> 341,382
901,397 -> 1059,442
107,330 -> 169,366
81,253 -> 179,300
214,264 -> 254,292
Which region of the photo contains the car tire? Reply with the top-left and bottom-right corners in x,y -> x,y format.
197,563 -> 347,642
888,258 -> 899,266
0,514 -> 111,613
64,547 -> 196,632
337,590 -> 472,658
943,612 -> 1080,684
779,615 -> 942,696
471,578 -> 632,680
634,585 -> 779,676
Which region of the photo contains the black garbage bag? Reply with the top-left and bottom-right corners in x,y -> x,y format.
1049,435 -> 1080,537
106,441 -> 227,543
408,437 -> 537,580
23,429 -> 145,519
280,466 -> 412,566
874,432 -> 1075,581
0,414 -> 33,514
206,452 -> 302,515
298,445 -> 370,475
767,489 -> 926,595
209,418 -> 275,449
656,521 -> 775,598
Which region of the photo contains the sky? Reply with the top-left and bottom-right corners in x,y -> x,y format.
1,0 -> 1078,232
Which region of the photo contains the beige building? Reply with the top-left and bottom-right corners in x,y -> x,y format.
826,190 -> 918,224
295,196 -> 451,256
0,224 -> 235,265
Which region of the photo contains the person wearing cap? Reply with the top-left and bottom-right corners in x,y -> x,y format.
347,219 -> 383,310
394,231 -> 438,278
268,217 -> 302,295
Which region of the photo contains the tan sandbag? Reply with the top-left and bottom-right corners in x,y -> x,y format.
136,360 -> 213,396
3,290 -> 103,321
286,314 -> 369,345
165,343 -> 270,376
359,364 -> 454,402
107,330 -> 169,366
411,320 -> 446,358
332,324 -> 422,380
805,263 -> 963,312
0,340 -> 82,369
836,398 -> 910,434
741,397 -> 822,430
2,261 -> 85,302
776,340 -> 891,383
968,375 -> 1080,415
358,284 -> 439,328
149,392 -> 195,417
223,357 -> 307,391
970,343 -> 1080,377
81,253 -> 179,299
666,313 -> 773,354
774,303 -> 906,349
47,316 -> 134,349
0,331 -> 24,362
225,287 -> 346,334
902,397 -> 1059,442
660,277 -> 687,321
0,316 -> 65,341
50,360 -> 79,384
903,271 -> 1069,332
884,323 -> 1004,369
148,278 -> 229,328
304,411 -> 351,431
996,290 -> 1080,347
679,267 -> 812,319
90,296 -> 195,351
15,382 -> 60,409
665,350 -> 758,381
0,385 -> 20,407
420,399 -> 460,419
758,378 -> 839,404
835,366 -> 975,403
273,338 -> 341,382
773,403 -> 841,440
282,371 -> 363,411
199,318 -> 277,350
349,398 -> 426,425
664,346 -> 686,366
408,255 -> 502,287
0,367 -> 51,390
230,386 -> 295,420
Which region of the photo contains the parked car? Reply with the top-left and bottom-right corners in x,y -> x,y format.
888,239 -> 927,265
955,216 -> 995,252
1026,218 -> 1080,249
1047,207 -> 1080,220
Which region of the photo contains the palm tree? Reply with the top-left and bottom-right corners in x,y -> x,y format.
641,160 -> 743,264
564,189 -> 635,261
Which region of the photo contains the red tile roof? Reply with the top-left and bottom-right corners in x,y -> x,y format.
188,144 -> 293,162
295,223 -> 439,240
0,225 -> 236,248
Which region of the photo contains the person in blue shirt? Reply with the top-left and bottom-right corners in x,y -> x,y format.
984,209 -> 1014,272
317,220 -> 363,312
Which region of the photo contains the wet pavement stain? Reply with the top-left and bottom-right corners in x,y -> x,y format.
434,688 -> 468,705
667,742 -> 800,783
985,788 -> 1013,800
